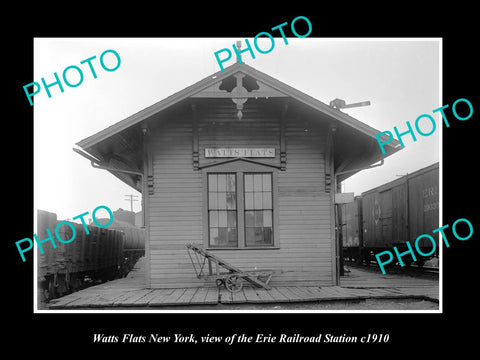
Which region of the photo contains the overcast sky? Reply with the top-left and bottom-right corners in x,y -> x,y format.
34,38 -> 440,221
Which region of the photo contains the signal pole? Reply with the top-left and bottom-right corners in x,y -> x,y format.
125,194 -> 139,212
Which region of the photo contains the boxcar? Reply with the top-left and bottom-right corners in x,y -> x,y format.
343,162 -> 439,266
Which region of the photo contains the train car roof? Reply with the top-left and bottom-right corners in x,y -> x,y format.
361,162 -> 439,196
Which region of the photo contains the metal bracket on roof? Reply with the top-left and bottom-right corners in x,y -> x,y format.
335,159 -> 384,177
72,147 -> 143,177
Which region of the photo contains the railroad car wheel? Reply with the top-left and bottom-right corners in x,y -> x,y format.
69,274 -> 82,292
225,274 -> 243,293
363,251 -> 371,266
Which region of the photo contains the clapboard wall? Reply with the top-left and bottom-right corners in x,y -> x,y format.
147,99 -> 334,288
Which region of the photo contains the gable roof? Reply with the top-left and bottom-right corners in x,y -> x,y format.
76,62 -> 399,152
75,61 -> 403,191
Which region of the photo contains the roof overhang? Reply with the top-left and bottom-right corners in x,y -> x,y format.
75,62 -> 401,190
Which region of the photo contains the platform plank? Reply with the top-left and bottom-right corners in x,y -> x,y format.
49,295 -> 83,309
291,286 -> 321,301
242,287 -> 260,302
113,289 -> 154,306
176,288 -> 199,305
133,289 -> 165,306
162,288 -> 189,305
319,286 -> 355,300
275,287 -> 307,302
149,289 -> 183,306
61,295 -> 101,308
265,287 -> 290,302
231,288 -> 248,303
218,287 -> 232,303
204,287 -> 220,304
341,287 -> 378,297
87,293 -> 127,307
255,288 -> 277,302
189,287 -> 210,305
300,287 -> 323,297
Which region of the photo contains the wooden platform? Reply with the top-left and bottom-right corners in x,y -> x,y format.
341,266 -> 439,301
47,258 -> 439,309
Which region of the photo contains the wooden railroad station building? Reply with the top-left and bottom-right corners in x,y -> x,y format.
75,61 -> 400,289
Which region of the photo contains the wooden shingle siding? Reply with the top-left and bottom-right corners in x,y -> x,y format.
147,103 -> 334,288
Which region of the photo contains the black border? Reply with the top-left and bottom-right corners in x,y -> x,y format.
7,4 -> 478,354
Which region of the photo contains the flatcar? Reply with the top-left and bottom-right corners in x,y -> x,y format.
342,162 -> 439,267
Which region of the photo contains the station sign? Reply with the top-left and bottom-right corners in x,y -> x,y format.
205,148 -> 275,158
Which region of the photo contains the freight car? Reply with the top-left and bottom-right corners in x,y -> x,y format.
102,217 -> 145,278
342,162 -> 439,267
37,210 -> 145,300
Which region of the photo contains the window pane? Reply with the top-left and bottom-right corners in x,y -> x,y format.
218,227 -> 227,245
245,192 -> 253,209
210,228 -> 219,245
227,211 -> 237,227
227,227 -> 237,245
245,211 -> 254,227
226,174 -> 236,192
218,211 -> 227,227
209,192 -> 217,209
264,210 -> 272,227
245,227 -> 255,245
209,211 -> 218,227
263,228 -> 273,244
217,192 -> 226,209
263,192 -> 272,209
255,210 -> 264,227
208,174 -> 217,192
244,174 -> 253,191
254,192 -> 263,209
226,192 -> 236,209
255,227 -> 263,242
253,174 -> 262,191
263,174 -> 271,191
217,174 -> 226,191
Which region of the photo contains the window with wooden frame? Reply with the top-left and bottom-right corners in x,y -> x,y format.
244,173 -> 273,247
203,161 -> 279,249
207,173 -> 238,247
